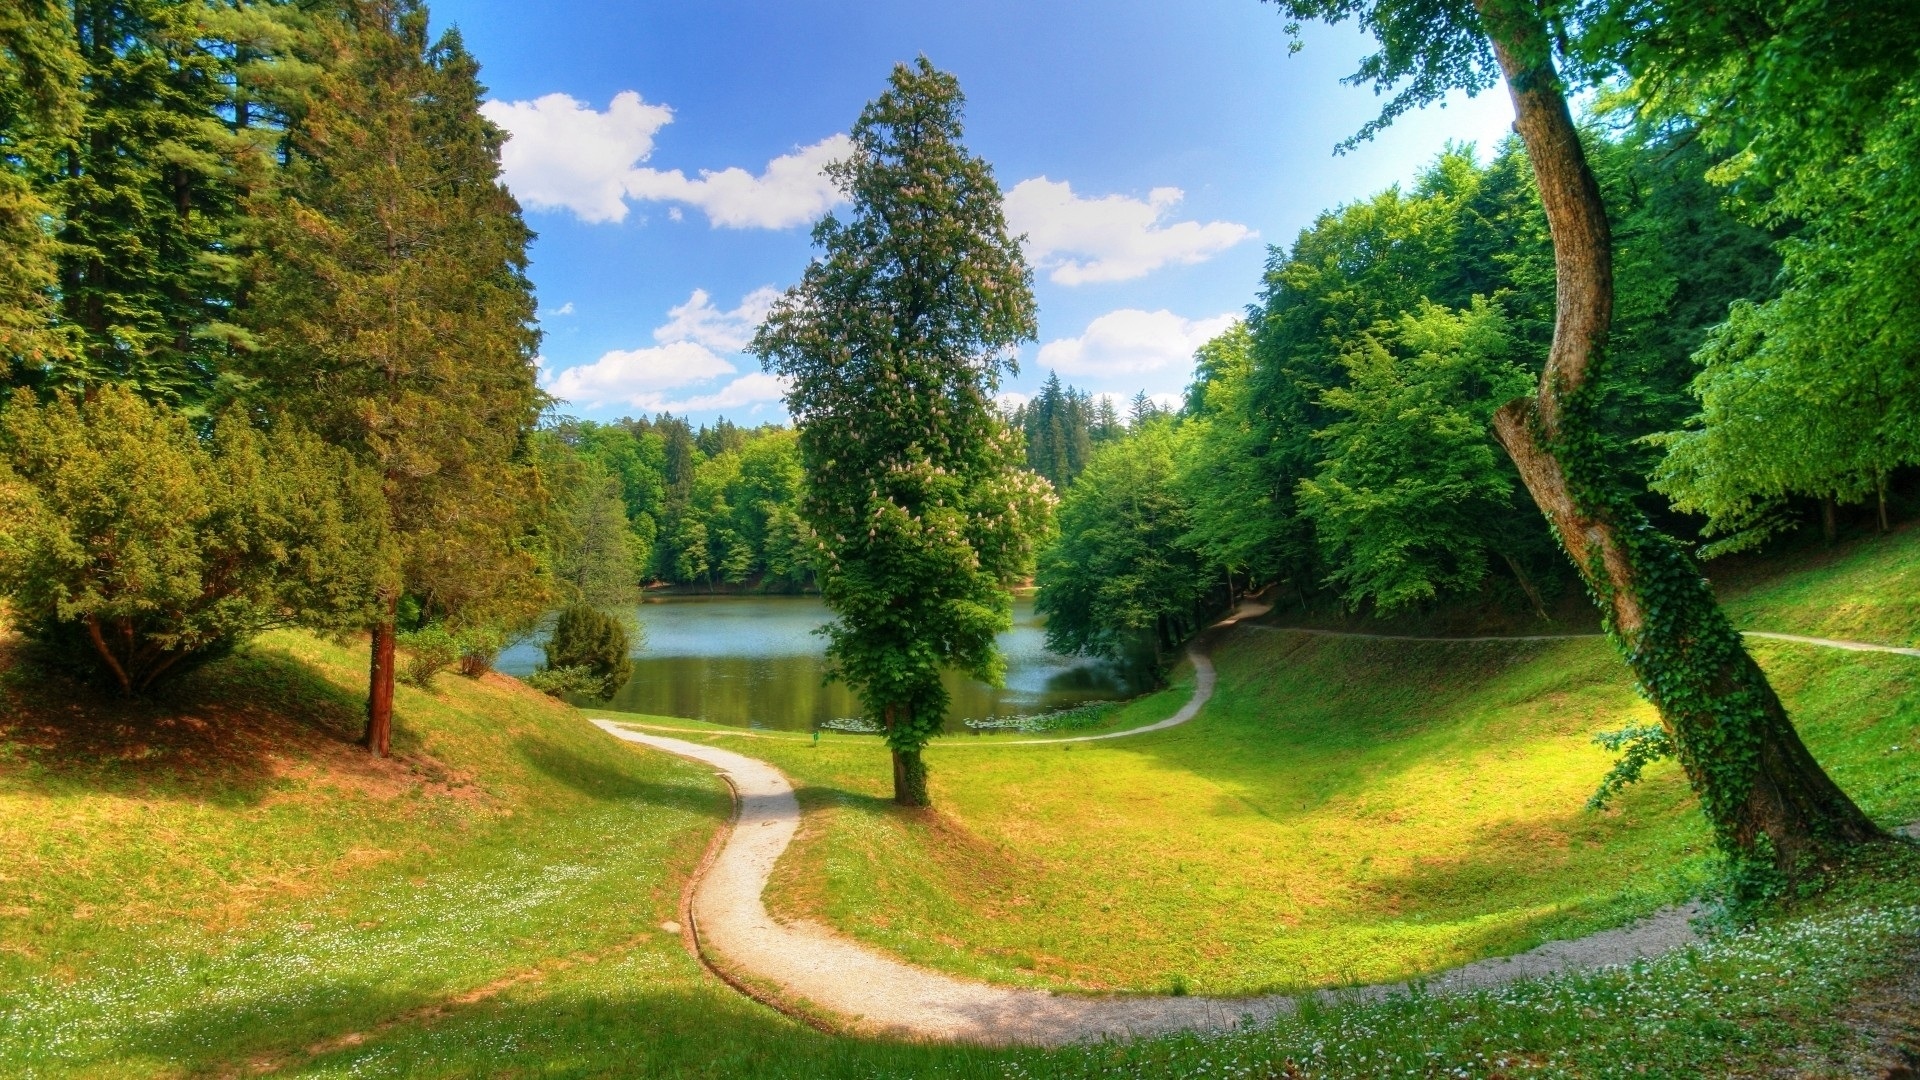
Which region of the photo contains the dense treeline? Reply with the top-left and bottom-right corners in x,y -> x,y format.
1039,127 -> 1785,660
1039,0 -> 1912,878
540,414 -> 815,592
0,0 -> 636,749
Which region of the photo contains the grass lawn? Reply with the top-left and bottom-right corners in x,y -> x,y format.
595,530 -> 1916,1000
0,526 -> 1915,1077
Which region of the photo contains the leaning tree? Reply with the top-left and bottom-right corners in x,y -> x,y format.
753,58 -> 1052,807
1264,0 -> 1882,881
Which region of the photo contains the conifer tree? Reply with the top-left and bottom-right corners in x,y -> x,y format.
45,0 -> 263,405
242,0 -> 544,756
0,0 -> 78,373
754,59 -> 1052,807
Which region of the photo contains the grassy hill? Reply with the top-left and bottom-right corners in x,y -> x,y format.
618,526 -> 1917,999
1,527 -> 1916,1077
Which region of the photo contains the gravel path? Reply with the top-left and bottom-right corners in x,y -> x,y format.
586,613 -> 1916,1045
594,714 -> 1718,1045
1245,624 -> 1920,657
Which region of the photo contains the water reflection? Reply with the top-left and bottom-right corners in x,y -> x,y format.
496,595 -> 1143,732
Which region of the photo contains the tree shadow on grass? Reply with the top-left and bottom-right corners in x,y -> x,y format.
0,635 -> 370,807
516,734 -> 729,817
98,972 -> 992,1080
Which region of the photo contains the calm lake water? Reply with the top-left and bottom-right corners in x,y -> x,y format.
496,595 -> 1145,732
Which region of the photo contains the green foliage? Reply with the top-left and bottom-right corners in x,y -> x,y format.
0,386 -> 389,693
396,624 -> 460,689
1008,371 -> 1097,489
1037,421 -> 1212,668
533,432 -> 641,610
1587,721 -> 1675,810
541,603 -> 634,701
1299,298 -> 1535,612
33,0 -> 284,405
522,663 -> 603,699
0,0 -> 77,373
1640,4 -> 1920,550
752,58 -> 1051,803
241,0 -> 547,637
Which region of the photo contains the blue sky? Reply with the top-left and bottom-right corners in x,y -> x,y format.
428,0 -> 1517,426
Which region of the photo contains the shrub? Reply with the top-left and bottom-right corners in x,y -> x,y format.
454,625 -> 507,678
523,664 -> 603,699
0,388 -> 391,694
397,625 -> 461,689
540,604 -> 633,701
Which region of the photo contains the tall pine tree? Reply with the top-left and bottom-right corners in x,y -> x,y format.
242,0 -> 544,756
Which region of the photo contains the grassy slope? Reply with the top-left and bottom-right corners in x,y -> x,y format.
0,629 -> 821,1077
0,527 -> 1914,1078
660,527 -> 1920,997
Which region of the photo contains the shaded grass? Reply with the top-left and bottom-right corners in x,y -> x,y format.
0,628 -> 731,1077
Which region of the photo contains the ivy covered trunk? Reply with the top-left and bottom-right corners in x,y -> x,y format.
1480,4 -> 1883,876
891,749 -> 930,808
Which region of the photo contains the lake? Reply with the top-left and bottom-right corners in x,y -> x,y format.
496,595 -> 1146,732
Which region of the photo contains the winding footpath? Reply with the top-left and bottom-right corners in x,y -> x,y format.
591,618 -> 1919,1045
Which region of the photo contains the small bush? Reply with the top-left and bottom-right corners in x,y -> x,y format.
397,625 -> 461,689
454,625 -> 507,678
523,664 -> 603,699
541,604 -> 633,701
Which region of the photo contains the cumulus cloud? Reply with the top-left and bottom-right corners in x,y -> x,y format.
481,92 -> 674,224
1004,178 -> 1254,285
541,287 -> 792,414
1036,309 -> 1239,376
625,135 -> 851,230
654,286 -> 781,352
482,90 -> 848,229
543,341 -> 737,408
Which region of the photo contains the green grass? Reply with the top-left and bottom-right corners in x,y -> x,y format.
1,526 -> 1916,1077
614,528 -> 1918,998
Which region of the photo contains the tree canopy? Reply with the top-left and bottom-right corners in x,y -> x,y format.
753,58 -> 1052,807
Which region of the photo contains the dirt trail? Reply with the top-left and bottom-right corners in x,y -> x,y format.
594,711 -> 1715,1045
587,609 -> 1916,1045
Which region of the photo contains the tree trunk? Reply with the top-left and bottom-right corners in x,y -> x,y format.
884,703 -> 930,807
1478,2 -> 1882,875
891,748 -> 929,807
1822,494 -> 1837,545
1876,472 -> 1890,532
1500,551 -> 1549,620
365,599 -> 397,757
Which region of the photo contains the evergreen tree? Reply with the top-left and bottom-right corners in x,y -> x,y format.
753,59 -> 1052,806
45,0 -> 265,405
0,0 -> 77,373
241,0 -> 545,756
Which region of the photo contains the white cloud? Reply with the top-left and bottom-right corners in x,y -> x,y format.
481,92 -> 673,224
624,135 -> 851,229
1004,178 -> 1255,285
541,288 -> 793,415
1037,309 -> 1239,376
543,341 -> 736,408
651,372 -> 791,414
545,302 -> 574,318
654,287 -> 781,352
482,89 -> 849,229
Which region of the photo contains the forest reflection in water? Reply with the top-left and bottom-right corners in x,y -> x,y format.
497,594 -> 1146,732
